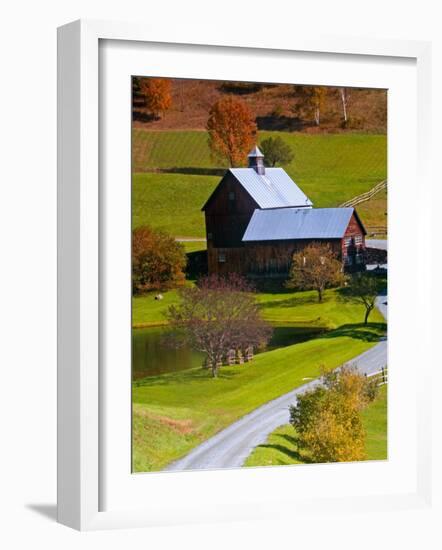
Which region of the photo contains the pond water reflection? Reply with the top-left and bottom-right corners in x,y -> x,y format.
132,324 -> 326,380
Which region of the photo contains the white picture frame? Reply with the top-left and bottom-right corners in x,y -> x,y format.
57,19 -> 432,531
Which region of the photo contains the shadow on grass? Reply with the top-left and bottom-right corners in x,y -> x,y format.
260,294 -> 327,310
252,278 -> 292,294
158,167 -> 226,177
255,433 -> 312,463
321,322 -> 387,342
268,325 -> 328,349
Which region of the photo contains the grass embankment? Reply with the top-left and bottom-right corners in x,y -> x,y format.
132,131 -> 387,237
244,385 -> 388,467
132,289 -> 386,472
357,188 -> 387,237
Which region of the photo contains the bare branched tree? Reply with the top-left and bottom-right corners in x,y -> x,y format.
167,274 -> 272,377
340,87 -> 350,126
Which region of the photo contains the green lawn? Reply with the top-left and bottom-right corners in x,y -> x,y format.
357,188 -> 388,236
133,286 -> 384,329
133,288 -> 182,328
361,384 -> 388,459
132,131 -> 387,237
244,384 -> 388,467
132,288 -> 386,472
132,172 -> 217,237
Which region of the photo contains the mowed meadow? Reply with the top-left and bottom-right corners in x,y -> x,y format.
132,130 -> 387,237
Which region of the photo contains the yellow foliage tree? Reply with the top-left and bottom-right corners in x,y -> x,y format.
206,96 -> 257,167
290,366 -> 378,463
293,85 -> 327,126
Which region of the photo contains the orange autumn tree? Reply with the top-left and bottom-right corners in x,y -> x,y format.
206,96 -> 257,167
140,78 -> 172,119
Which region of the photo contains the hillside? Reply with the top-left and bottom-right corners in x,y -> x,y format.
132,131 -> 387,237
133,79 -> 387,134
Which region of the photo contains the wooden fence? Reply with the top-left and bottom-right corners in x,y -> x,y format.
340,179 -> 387,208
365,225 -> 388,237
366,366 -> 388,386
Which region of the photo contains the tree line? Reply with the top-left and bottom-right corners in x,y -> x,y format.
134,77 -> 360,167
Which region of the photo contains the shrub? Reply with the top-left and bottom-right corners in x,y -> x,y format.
260,136 -> 294,167
132,226 -> 186,294
289,366 -> 378,463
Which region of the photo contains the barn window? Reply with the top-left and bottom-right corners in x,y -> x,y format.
228,191 -> 235,201
355,235 -> 363,245
218,251 -> 226,263
207,232 -> 213,240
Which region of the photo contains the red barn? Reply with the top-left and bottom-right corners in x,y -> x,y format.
202,146 -> 366,277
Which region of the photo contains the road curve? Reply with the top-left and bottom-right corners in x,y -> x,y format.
165,296 -> 388,472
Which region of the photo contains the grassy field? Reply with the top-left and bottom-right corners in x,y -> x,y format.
132,285 -> 385,329
132,172 -> 217,237
244,384 -> 388,467
132,289 -> 386,472
132,131 -> 387,237
357,188 -> 388,236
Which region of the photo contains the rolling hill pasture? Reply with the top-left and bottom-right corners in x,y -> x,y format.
132,130 -> 387,237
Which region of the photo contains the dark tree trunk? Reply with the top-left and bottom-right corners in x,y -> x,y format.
364,306 -> 373,324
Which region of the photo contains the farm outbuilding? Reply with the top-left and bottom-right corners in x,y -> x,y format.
202,146 -> 367,277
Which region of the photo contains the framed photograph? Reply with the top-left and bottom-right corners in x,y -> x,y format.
57,20 -> 432,530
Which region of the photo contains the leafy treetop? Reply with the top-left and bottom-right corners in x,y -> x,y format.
206,96 -> 257,167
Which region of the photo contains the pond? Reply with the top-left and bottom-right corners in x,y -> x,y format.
132,324 -> 326,380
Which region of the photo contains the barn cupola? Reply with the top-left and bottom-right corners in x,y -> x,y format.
248,145 -> 265,175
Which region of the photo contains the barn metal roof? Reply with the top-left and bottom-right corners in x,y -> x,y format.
229,167 -> 313,209
242,207 -> 357,242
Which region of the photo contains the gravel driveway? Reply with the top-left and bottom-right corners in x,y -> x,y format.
165,295 -> 388,472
